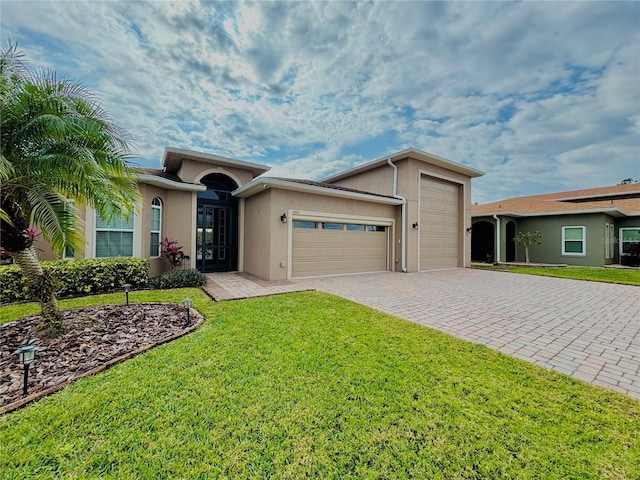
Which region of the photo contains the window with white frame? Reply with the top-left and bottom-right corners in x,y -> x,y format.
150,197 -> 162,257
562,226 -> 586,256
605,223 -> 615,259
95,213 -> 134,257
62,201 -> 76,259
620,227 -> 640,257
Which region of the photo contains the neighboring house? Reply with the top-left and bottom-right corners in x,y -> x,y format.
35,147 -> 484,280
471,184 -> 640,266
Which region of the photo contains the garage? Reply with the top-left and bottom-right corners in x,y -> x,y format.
419,175 -> 461,270
292,220 -> 389,278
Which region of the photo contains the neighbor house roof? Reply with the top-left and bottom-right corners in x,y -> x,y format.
472,183 -> 640,218
322,147 -> 484,183
162,147 -> 271,177
232,177 -> 404,205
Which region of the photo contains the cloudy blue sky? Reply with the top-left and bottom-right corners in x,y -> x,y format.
2,1 -> 639,203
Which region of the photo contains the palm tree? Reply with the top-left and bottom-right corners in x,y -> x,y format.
1,41 -> 140,333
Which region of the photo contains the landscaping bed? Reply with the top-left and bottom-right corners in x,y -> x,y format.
1,303 -> 202,412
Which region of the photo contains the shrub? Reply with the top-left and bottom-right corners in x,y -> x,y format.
149,269 -> 207,290
0,258 -> 149,304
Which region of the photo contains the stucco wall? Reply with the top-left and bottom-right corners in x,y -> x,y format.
243,189 -> 273,280
178,160 -> 254,187
330,164 -> 394,196
327,156 -> 474,270
242,188 -> 398,280
516,214 -> 610,266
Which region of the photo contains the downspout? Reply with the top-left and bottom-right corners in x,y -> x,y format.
493,214 -> 500,264
387,159 -> 407,272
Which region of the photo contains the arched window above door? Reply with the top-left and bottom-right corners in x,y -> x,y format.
197,174 -> 238,204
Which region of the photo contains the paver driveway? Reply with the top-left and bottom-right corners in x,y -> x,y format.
296,269 -> 640,400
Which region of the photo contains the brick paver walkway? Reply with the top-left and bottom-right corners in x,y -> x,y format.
205,269 -> 640,400
203,272 -> 312,300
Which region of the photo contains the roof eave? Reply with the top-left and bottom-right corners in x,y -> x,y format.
471,207 -> 632,218
162,147 -> 271,177
233,178 -> 404,205
323,147 -> 484,183
136,173 -> 207,192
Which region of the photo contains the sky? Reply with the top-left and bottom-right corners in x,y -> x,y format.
2,1 -> 639,203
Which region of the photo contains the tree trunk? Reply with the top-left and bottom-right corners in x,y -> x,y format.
525,246 -> 530,263
11,246 -> 64,332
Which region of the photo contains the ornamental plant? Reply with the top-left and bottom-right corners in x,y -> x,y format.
160,237 -> 184,269
1,41 -> 140,332
513,231 -> 543,263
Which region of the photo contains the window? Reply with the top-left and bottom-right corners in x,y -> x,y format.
367,225 -> 386,232
150,197 -> 162,257
605,223 -> 615,259
293,220 -> 317,229
562,226 -> 586,256
322,223 -> 344,230
620,227 -> 640,256
62,201 -> 76,259
346,224 -> 365,231
95,213 -> 134,257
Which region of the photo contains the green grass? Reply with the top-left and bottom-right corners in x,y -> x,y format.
1,290 -> 639,478
473,264 -> 640,286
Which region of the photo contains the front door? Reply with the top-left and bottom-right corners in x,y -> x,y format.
196,203 -> 237,272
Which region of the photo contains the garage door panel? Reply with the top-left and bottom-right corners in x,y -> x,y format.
292,221 -> 388,278
420,176 -> 460,270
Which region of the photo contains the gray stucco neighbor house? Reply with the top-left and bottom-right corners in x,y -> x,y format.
470,184 -> 640,266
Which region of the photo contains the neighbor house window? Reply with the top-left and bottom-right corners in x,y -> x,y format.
562,226 -> 586,256
150,197 -> 162,257
95,213 -> 134,257
620,227 -> 640,256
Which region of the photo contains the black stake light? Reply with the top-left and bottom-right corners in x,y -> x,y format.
13,345 -> 38,395
183,298 -> 193,322
123,283 -> 131,306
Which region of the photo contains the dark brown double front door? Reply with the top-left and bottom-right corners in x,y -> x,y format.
196,203 -> 237,272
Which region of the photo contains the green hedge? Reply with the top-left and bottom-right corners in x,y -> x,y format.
0,258 -> 150,304
149,269 -> 207,290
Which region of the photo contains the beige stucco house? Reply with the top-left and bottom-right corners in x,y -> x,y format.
39,147 -> 484,280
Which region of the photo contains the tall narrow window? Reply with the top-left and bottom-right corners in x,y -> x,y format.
95,213 -> 134,257
150,197 -> 162,257
605,223 -> 615,259
63,201 -> 76,259
562,226 -> 586,256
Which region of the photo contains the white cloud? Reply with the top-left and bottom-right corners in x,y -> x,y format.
2,1 -> 638,203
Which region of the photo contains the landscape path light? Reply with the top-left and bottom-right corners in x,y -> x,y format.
123,283 -> 131,306
183,297 -> 193,322
13,345 -> 38,395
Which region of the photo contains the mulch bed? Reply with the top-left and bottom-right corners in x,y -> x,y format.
1,303 -> 203,413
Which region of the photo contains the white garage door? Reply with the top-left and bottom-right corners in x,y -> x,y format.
292,221 -> 388,278
420,176 -> 460,270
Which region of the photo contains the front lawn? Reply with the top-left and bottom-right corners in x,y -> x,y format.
473,264 -> 640,286
1,290 -> 638,478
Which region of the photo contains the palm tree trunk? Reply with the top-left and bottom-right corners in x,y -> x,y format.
11,246 -> 64,332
